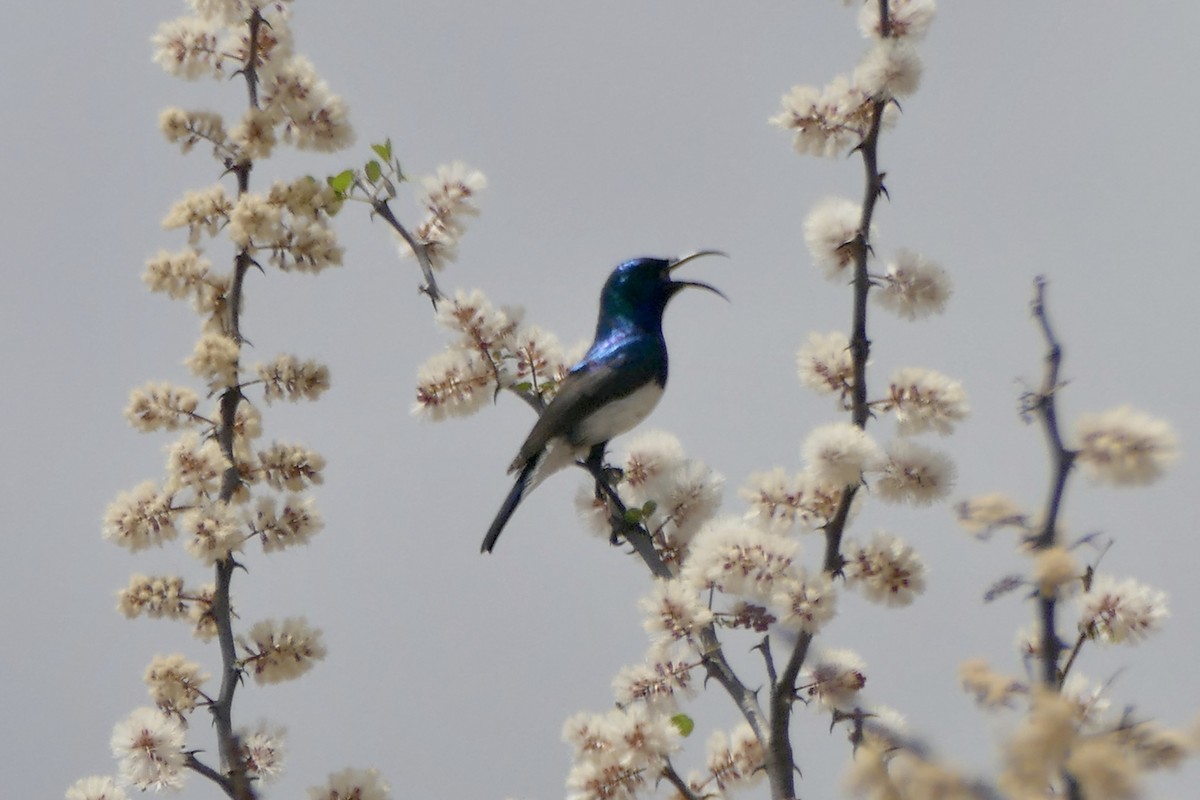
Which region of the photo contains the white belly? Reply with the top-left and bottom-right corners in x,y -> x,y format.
576,382 -> 664,446
529,383 -> 666,488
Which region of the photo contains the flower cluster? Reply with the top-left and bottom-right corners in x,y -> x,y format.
770,0 -> 932,158
562,706 -> 681,800
405,162 -> 488,271
413,288 -> 586,419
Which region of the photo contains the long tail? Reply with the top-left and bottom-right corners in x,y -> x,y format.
481,457 -> 540,553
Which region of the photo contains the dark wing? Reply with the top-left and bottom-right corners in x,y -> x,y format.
508,348 -> 658,473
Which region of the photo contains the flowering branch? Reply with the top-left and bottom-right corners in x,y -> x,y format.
75,2 -> 367,798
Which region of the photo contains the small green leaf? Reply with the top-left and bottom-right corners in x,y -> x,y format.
365,159 -> 382,183
623,507 -> 644,524
513,382 -> 532,392
641,500 -> 657,516
371,139 -> 392,162
328,169 -> 355,194
670,713 -> 694,737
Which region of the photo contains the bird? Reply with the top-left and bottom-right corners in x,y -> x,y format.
481,250 -> 726,553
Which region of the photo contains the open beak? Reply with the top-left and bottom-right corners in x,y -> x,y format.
668,249 -> 729,301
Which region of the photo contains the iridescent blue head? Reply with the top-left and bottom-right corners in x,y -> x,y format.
597,250 -> 727,335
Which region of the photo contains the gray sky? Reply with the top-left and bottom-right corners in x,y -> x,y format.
5,1 -> 1200,797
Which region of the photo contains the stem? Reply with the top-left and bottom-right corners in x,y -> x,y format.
204,11 -> 268,800
1028,277 -> 1078,687
371,197 -> 443,305
1027,279 -> 1084,800
768,8 -> 895,792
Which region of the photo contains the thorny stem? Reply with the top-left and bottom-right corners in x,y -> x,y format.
1028,277 -> 1078,687
199,10 -> 268,800
1027,278 -> 1084,800
661,761 -> 701,800
371,197 -> 444,305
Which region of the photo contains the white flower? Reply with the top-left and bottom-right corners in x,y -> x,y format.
609,704 -> 680,768
873,439 -> 955,505
434,288 -> 522,352
182,502 -> 244,565
803,197 -> 866,279
802,422 -> 883,487
117,574 -> 189,620
706,723 -> 766,791
1032,546 -> 1080,598
143,249 -> 212,299
185,332 -> 241,387
618,430 -> 686,502
885,367 -> 968,435
566,752 -> 645,800
771,568 -> 837,632
152,16 -> 223,80
144,653 -> 208,716
240,723 -> 287,783
509,325 -> 567,397
796,331 -> 854,396
645,459 -> 724,546
264,56 -> 355,153
611,654 -> 696,709
125,382 -> 201,432
244,617 -> 327,684
844,532 -> 926,606
257,354 -> 331,403
1061,673 -> 1111,728
1078,575 -> 1168,645
103,482 -> 177,551
873,250 -> 951,319
308,768 -> 390,800
638,579 -> 713,643
419,161 -> 487,233
162,184 -> 233,244
256,442 -> 325,490
802,649 -> 867,711
228,192 -> 284,248
682,518 -> 798,599
739,468 -> 846,531
65,776 -> 126,800
859,0 -> 937,40
1075,406 -> 1178,486
252,494 -> 323,551
412,347 -> 495,420
955,492 -> 1027,536
854,39 -> 923,99
110,707 -> 187,790
770,76 -> 879,158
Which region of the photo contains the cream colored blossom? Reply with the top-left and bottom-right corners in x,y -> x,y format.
1075,405 -> 1178,486
144,654 -> 208,716
243,617 -> 327,684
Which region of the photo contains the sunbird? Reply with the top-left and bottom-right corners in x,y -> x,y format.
482,251 -> 726,552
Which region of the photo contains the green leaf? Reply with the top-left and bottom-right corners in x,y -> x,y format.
371,139 -> 392,162
513,382 -> 532,392
328,169 -> 355,194
670,713 -> 694,737
365,159 -> 382,183
623,507 -> 644,524
641,500 -> 657,516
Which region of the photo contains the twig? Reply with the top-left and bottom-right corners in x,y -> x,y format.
1027,277 -> 1078,687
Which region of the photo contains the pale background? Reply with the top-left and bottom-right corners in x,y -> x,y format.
4,2 -> 1199,798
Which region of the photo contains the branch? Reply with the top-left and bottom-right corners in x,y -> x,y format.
1026,277 -> 1078,688
370,197 -> 443,305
